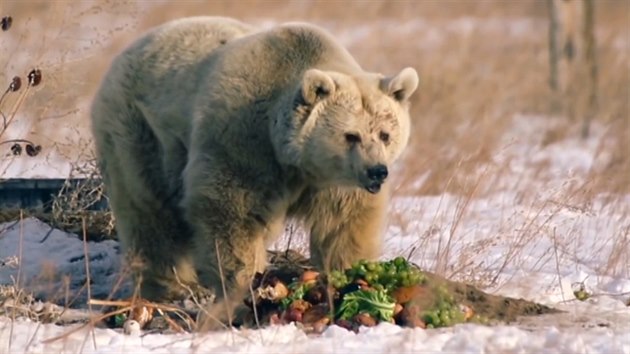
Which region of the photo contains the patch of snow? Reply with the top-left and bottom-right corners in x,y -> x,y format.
0,218 -> 127,302
2,316 -> 629,353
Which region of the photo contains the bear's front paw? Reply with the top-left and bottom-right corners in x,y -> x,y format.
177,284 -> 216,311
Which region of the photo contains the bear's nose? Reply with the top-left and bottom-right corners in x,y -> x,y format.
366,164 -> 388,183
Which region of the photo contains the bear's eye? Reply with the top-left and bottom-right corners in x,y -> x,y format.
345,133 -> 362,145
379,131 -> 390,145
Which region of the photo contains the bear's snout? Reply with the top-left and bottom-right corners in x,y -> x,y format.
366,164 -> 388,183
364,164 -> 388,194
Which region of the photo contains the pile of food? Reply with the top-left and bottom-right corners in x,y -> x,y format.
241,257 -> 485,332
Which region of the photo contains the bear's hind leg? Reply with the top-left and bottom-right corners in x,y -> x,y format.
93,104 -> 201,301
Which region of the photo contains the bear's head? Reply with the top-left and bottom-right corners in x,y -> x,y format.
273,67 -> 419,194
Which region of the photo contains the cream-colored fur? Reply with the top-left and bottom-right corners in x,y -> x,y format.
90,16 -> 419,330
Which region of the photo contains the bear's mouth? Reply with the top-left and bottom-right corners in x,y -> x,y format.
365,183 -> 382,194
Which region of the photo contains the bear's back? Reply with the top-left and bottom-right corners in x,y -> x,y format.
98,17 -> 255,147
191,22 -> 365,131
202,22 -> 363,91
125,16 -> 254,80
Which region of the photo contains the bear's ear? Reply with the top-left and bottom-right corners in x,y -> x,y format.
301,69 -> 336,105
380,67 -> 419,102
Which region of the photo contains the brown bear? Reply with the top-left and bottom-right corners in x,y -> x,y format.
90,16 -> 419,329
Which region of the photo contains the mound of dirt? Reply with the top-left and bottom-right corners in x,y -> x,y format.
423,272 -> 558,323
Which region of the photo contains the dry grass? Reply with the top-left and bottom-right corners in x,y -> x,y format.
2,0 -> 626,194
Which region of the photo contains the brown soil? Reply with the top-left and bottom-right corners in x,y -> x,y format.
422,272 -> 559,323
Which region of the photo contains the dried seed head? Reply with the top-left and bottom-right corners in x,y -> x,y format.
10,143 -> 22,156
25,144 -> 41,157
9,76 -> 21,92
27,69 -> 42,87
1,16 -> 11,31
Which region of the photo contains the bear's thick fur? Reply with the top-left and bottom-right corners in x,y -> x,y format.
91,16 -> 419,329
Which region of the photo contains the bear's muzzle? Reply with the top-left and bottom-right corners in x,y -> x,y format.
364,164 -> 388,194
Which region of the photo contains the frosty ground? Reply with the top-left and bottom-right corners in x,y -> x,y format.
1,114 -> 629,353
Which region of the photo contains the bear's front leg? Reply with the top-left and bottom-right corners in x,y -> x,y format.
181,157 -> 280,330
307,185 -> 390,272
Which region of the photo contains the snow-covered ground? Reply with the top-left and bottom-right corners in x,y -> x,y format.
1,316 -> 629,354
1,114 -> 629,353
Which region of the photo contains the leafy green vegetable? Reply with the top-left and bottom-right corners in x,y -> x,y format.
114,313 -> 127,327
280,281 -> 310,309
337,289 -> 396,322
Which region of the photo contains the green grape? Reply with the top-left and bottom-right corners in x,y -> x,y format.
365,272 -> 375,284
365,272 -> 379,285
438,301 -> 450,311
423,311 -> 439,326
439,312 -> 451,325
373,263 -> 384,275
338,258 -> 427,299
448,308 -> 458,318
356,265 -> 367,277
386,267 -> 397,279
328,269 -> 350,289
